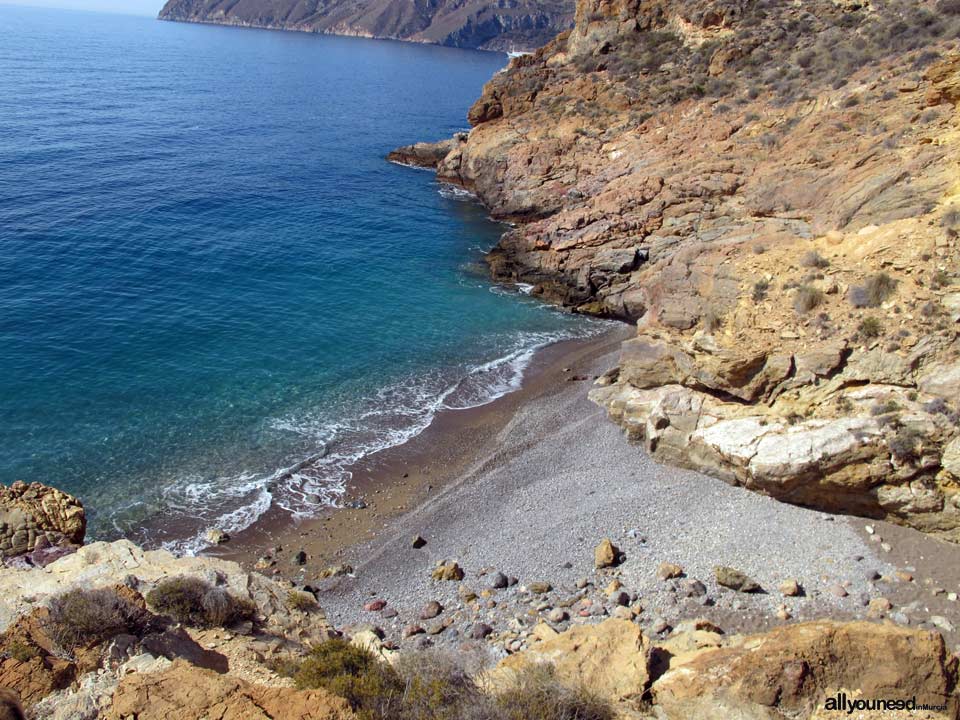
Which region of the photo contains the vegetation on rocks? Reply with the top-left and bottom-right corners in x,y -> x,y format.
145,576 -> 256,628
46,587 -> 146,653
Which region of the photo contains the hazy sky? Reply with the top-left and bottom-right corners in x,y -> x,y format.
0,0 -> 161,15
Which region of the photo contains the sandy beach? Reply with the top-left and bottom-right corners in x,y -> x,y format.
213,326 -> 960,652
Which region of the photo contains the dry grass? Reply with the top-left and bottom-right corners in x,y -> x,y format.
146,576 -> 256,629
46,587 -> 145,653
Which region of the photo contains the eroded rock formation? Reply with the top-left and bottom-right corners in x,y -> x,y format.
401,0 -> 960,540
0,482 -> 85,561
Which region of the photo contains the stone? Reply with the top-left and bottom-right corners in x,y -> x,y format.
610,591 -> 631,607
930,616 -> 955,632
527,582 -> 552,594
657,562 -> 684,580
402,625 -> 424,638
714,566 -> 761,593
498,619 -> 649,701
293,550 -> 307,566
489,572 -> 509,589
779,579 -> 801,597
826,583 -> 848,598
431,561 -> 464,582
362,599 -> 387,612
594,538 -> 621,568
411,535 -> 427,549
419,601 -> 443,620
680,579 -> 707,597
318,563 -> 353,579
547,608 -> 568,623
467,623 -> 493,640
205,529 -> 229,545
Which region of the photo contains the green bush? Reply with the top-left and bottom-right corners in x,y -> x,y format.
294,639 -> 405,718
4,639 -> 39,663
47,587 -> 145,652
146,576 -> 255,628
858,316 -> 883,338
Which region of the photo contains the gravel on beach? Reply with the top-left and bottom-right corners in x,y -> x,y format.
313,346 -> 918,647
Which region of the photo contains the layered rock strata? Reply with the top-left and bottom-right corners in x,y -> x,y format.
401,0 -> 960,540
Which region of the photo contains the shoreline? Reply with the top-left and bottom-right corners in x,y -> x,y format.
211,324 -> 632,572
213,322 -> 960,652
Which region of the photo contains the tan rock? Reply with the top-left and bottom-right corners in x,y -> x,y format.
431,560 -> 464,581
0,482 -> 85,559
498,618 -> 649,701
657,562 -> 684,580
594,538 -> 621,568
779,579 -> 801,597
105,660 -> 355,720
652,621 -> 958,719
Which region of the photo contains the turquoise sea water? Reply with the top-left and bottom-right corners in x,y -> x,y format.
0,7 -> 601,553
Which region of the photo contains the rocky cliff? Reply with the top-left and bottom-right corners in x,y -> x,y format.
396,0 -> 960,541
157,0 -> 574,51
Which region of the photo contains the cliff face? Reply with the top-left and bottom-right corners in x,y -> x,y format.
157,0 -> 574,51
398,0 -> 960,539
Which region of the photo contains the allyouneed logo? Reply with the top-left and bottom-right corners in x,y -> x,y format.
823,691 -> 948,714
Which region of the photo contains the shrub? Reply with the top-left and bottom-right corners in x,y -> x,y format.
294,639 -> 405,718
752,279 -> 770,302
924,398 -> 949,415
495,664 -> 615,720
871,399 -> 900,416
47,587 -> 145,652
794,285 -> 824,313
287,590 -> 317,611
702,308 -> 724,332
932,269 -> 952,288
857,316 -> 883,338
850,273 -> 898,307
4,639 -> 39,663
395,650 -> 487,720
800,250 -> 830,268
889,427 -> 922,463
146,576 -> 255,629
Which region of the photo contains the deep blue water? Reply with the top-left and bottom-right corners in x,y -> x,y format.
0,7 -> 600,552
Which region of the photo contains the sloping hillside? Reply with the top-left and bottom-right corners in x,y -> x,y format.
158,0 -> 574,51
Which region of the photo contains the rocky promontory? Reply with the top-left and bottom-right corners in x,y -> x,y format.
157,0 -> 574,52
399,0 -> 960,542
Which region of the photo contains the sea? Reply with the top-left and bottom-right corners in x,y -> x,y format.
0,6 -> 602,554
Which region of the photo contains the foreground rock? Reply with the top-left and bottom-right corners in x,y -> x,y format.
104,660 -> 355,720
499,618 -> 958,718
0,481 -> 85,561
400,0 -> 960,542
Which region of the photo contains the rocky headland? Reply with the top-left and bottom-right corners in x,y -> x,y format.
157,0 -> 574,51
394,0 -> 960,544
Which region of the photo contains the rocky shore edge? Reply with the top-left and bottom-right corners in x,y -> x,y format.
0,491 -> 958,718
388,0 -> 960,546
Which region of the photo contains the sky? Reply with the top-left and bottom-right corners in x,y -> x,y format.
0,0 -> 161,15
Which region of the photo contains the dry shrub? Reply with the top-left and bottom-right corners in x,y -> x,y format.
800,250 -> 830,268
794,285 -> 824,313
47,587 -> 145,652
495,664 -> 616,720
850,272 -> 897,307
146,576 -> 255,629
